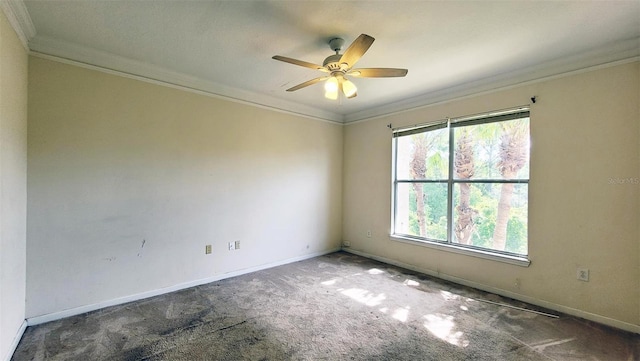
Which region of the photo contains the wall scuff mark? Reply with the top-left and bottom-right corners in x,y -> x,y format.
137,239 -> 146,257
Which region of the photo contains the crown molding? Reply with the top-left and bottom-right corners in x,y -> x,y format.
343,37 -> 640,123
24,26 -> 640,125
0,0 -> 35,50
28,35 -> 344,124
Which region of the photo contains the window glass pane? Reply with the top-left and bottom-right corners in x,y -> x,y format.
395,182 -> 448,241
453,117 -> 530,180
452,183 -> 528,255
396,128 -> 449,180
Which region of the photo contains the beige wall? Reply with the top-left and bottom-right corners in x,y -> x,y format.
343,62 -> 640,330
26,57 -> 343,318
0,9 -> 28,361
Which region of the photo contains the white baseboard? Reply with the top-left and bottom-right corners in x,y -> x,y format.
3,320 -> 27,361
27,248 -> 340,326
342,248 -> 640,334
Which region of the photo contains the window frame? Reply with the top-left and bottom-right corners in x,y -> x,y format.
390,107 -> 531,267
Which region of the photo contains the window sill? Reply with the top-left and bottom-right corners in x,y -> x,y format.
390,235 -> 531,267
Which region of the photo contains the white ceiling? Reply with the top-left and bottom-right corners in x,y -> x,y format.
8,0 -> 640,123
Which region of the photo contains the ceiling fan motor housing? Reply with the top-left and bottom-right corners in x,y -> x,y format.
323,54 -> 344,71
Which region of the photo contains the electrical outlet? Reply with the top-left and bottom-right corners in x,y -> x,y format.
228,242 -> 235,251
366,230 -> 372,238
577,268 -> 589,282
234,240 -> 240,250
343,241 -> 351,247
514,278 -> 520,289
205,245 -> 212,254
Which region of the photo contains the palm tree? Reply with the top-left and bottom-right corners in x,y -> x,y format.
454,128 -> 476,245
410,133 -> 428,236
409,130 -> 448,238
492,120 -> 529,250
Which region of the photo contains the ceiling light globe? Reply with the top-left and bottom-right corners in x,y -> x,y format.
325,90 -> 338,100
324,77 -> 339,92
342,79 -> 357,98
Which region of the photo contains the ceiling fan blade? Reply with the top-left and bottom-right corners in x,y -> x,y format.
339,34 -> 375,69
349,68 -> 408,78
286,76 -> 330,92
272,55 -> 328,72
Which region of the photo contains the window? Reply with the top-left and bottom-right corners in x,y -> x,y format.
392,108 -> 530,260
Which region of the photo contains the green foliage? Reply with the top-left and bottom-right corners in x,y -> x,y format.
505,215 -> 527,254
505,203 -> 528,254
406,183 -> 448,240
408,189 -> 419,235
468,184 -> 497,248
425,185 -> 447,226
426,216 -> 448,240
404,177 -> 528,254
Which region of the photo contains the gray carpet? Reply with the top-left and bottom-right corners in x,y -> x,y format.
12,252 -> 640,360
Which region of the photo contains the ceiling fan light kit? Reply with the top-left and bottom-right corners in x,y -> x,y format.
273,34 -> 408,100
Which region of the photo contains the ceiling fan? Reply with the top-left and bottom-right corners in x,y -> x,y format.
272,34 -> 408,100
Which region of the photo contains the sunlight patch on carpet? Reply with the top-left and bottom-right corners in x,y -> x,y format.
423,314 -> 469,347
392,307 -> 410,322
367,268 -> 385,275
321,279 -> 338,286
403,279 -> 420,287
340,288 -> 386,307
440,290 -> 460,301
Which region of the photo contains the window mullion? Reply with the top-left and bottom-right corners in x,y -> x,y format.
446,121 -> 454,245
